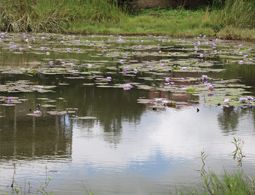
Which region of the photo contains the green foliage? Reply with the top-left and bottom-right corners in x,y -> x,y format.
0,0 -> 123,32
181,139 -> 255,195
218,0 -> 255,29
199,171 -> 255,195
186,87 -> 197,94
0,0 -> 255,41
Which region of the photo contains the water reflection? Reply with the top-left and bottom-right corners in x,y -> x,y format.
0,83 -> 147,160
0,105 -> 72,160
0,83 -> 255,194
0,35 -> 255,194
60,85 -> 146,145
218,107 -> 239,133
223,64 -> 255,88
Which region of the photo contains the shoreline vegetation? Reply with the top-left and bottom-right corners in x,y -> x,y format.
0,0 -> 254,41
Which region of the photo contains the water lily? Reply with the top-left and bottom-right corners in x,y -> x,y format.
40,47 -> 47,51
239,60 -> 244,65
207,83 -> 214,91
87,64 -> 93,68
224,98 -> 230,104
106,76 -> 112,82
123,83 -> 132,90
119,59 -> 125,64
239,97 -> 247,103
48,61 -> 54,67
211,42 -> 217,49
66,48 -> 72,53
201,75 -> 208,83
122,67 -> 129,75
165,77 -> 171,83
116,36 -> 125,43
9,44 -> 17,50
7,96 -> 14,104
247,96 -> 254,101
133,68 -> 138,74
0,32 -> 5,39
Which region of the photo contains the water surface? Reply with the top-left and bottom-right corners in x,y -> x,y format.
0,34 -> 255,194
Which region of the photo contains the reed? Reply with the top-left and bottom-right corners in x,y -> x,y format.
0,0 -> 123,32
218,0 -> 255,28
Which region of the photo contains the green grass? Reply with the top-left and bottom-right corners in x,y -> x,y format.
0,0 -> 255,41
67,9 -> 215,36
0,0 -> 123,32
184,171 -> 255,195
219,0 -> 255,29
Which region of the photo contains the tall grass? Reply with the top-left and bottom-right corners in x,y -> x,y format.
219,0 -> 255,28
187,138 -> 255,195
0,0 -> 123,32
197,171 -> 255,195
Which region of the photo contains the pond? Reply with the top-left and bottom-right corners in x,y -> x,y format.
0,33 -> 255,194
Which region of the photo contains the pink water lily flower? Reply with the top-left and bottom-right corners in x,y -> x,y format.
239,97 -> 247,103
165,77 -> 171,83
201,75 -> 208,83
247,96 -> 254,101
123,83 -> 133,91
207,83 -> 214,91
239,60 -> 244,64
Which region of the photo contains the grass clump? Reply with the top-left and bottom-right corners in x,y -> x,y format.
219,0 -> 255,29
0,0 -> 123,32
184,139 -> 255,195
196,171 -> 255,195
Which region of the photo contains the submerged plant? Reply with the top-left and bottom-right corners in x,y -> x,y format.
232,137 -> 245,167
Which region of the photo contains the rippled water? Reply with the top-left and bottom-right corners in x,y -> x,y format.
0,34 -> 255,194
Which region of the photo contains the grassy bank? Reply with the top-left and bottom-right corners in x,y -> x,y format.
0,0 -> 255,40
182,171 -> 255,195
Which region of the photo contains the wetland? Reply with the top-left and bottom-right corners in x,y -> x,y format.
0,33 -> 255,194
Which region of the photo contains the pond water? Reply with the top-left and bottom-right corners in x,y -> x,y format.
0,33 -> 255,194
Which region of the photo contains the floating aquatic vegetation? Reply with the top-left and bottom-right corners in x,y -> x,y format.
0,96 -> 27,106
27,112 -> 42,117
58,83 -> 69,86
138,98 -> 177,110
65,76 -> 85,80
0,34 -> 254,113
47,111 -> 67,116
123,83 -> 133,91
0,80 -> 56,93
41,104 -> 56,109
71,116 -> 97,120
66,108 -> 78,114
0,103 -> 16,107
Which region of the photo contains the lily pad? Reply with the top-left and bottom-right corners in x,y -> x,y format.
72,116 -> 97,120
